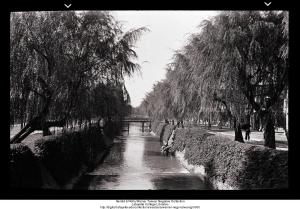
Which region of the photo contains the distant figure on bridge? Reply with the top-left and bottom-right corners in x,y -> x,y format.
165,119 -> 169,124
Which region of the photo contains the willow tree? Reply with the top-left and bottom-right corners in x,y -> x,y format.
188,11 -> 288,147
167,53 -> 191,120
180,25 -> 249,141
138,11 -> 288,148
147,81 -> 170,120
10,11 -> 148,143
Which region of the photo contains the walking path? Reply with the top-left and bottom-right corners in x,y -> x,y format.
205,126 -> 288,151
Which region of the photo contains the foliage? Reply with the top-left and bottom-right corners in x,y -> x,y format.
10,143 -> 43,188
170,127 -> 288,189
10,11 -> 148,141
137,11 -> 288,147
33,125 -> 111,186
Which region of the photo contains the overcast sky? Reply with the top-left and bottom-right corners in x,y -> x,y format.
112,11 -> 220,107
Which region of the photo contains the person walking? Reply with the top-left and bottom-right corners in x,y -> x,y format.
245,124 -> 251,140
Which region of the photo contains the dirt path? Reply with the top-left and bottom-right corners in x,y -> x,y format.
206,127 -> 288,151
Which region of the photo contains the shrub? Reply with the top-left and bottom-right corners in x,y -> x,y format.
10,143 -> 43,188
170,128 -> 210,153
170,127 -> 288,189
33,126 -> 110,186
104,120 -> 122,138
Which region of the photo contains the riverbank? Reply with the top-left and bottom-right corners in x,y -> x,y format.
73,124 -> 209,190
151,122 -> 288,150
151,122 -> 288,190
10,125 -> 115,189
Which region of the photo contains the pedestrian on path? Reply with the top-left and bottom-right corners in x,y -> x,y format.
245,124 -> 251,140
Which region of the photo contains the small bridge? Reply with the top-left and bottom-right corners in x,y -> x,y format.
122,116 -> 151,132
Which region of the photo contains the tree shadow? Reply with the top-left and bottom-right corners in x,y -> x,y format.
237,148 -> 288,189
246,140 -> 288,150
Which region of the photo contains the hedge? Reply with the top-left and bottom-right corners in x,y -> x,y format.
104,120 -> 123,138
10,143 -> 43,188
169,127 -> 288,189
31,126 -> 112,187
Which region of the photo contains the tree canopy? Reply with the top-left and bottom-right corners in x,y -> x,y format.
137,11 -> 288,148
10,11 -> 148,142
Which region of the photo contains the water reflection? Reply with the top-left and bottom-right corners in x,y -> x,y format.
74,123 -> 209,190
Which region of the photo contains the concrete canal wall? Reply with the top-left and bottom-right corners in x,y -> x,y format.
10,125 -> 114,189
152,122 -> 288,190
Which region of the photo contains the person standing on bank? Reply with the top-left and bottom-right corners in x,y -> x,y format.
245,124 -> 251,140
244,113 -> 251,140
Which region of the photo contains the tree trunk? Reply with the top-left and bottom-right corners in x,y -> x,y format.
262,111 -> 276,149
10,117 -> 66,144
206,112 -> 211,130
42,126 -> 51,136
233,118 -> 244,143
284,127 -> 289,142
207,119 -> 211,129
20,117 -> 24,129
253,113 -> 260,131
10,120 -> 36,144
197,109 -> 202,125
11,91 -> 62,142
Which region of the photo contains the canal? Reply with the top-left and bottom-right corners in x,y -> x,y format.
74,123 -> 209,190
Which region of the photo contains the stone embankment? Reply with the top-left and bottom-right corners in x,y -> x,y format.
151,121 -> 288,190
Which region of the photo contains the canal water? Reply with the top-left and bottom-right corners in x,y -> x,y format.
74,123 -> 209,190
